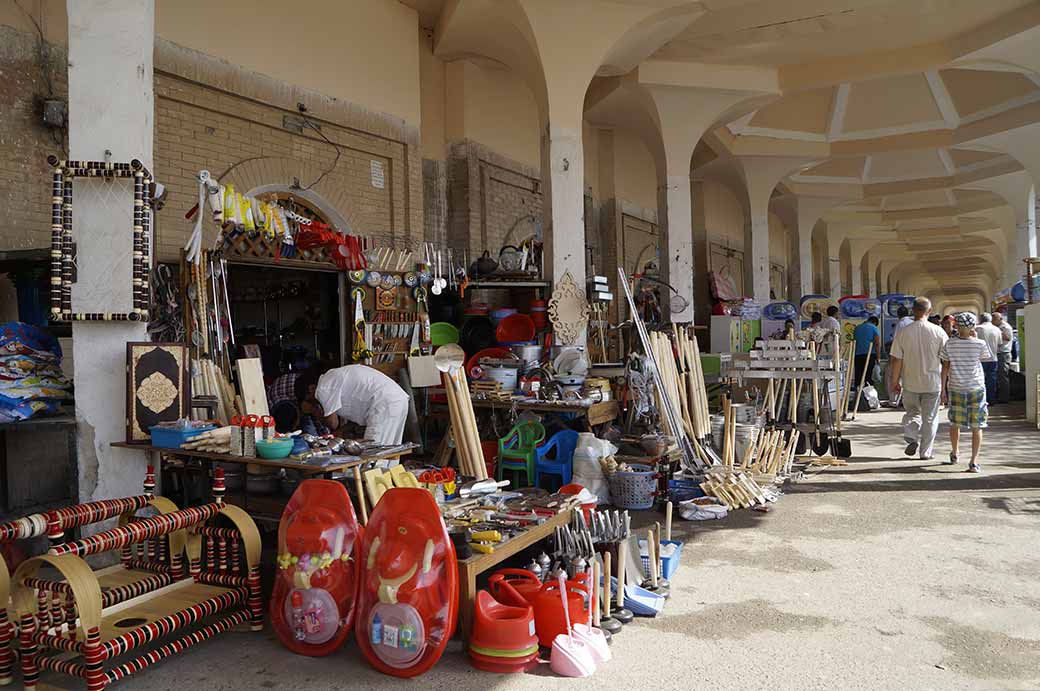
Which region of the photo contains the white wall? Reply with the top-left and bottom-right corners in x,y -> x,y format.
1026,303 -> 1040,423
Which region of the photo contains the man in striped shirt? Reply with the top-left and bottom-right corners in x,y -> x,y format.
940,313 -> 994,473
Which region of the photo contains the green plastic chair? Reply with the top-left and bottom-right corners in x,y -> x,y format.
496,421 -> 545,487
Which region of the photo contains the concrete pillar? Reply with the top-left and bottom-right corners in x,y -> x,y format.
795,197 -> 832,299
515,0 -> 695,291
661,174 -> 694,320
738,156 -> 816,302
540,124 -> 586,287
829,254 -> 843,297
736,160 -> 815,305
849,242 -> 869,295
67,0 -> 154,503
647,88 -> 766,322
744,213 -> 771,302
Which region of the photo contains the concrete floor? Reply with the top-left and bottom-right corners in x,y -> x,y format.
45,405 -> 1040,689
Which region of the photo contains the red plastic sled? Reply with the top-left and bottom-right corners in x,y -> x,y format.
355,488 -> 458,677
270,479 -> 361,656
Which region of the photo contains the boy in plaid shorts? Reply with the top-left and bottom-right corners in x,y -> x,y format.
940,313 -> 994,472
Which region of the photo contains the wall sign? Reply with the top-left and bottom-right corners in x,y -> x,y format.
370,160 -> 385,189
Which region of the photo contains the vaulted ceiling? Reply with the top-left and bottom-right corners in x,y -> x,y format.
409,0 -> 1040,311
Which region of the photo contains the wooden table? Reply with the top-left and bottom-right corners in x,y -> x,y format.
455,506 -> 573,640
112,442 -> 412,525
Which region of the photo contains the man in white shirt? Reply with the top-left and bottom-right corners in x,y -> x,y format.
888,297 -> 948,460
992,311 -> 1014,404
300,364 -> 410,445
892,306 -> 913,343
821,305 -> 841,332
974,313 -> 1001,405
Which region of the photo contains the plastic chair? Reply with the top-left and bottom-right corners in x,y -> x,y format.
534,429 -> 579,491
496,421 -> 545,486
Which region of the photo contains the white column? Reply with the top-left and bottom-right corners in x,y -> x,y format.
664,175 -> 694,321
795,197 -> 832,299
851,266 -> 863,295
542,125 -> 586,289
745,213 -> 771,302
797,222 -> 813,298
828,255 -> 843,297
68,0 -> 154,503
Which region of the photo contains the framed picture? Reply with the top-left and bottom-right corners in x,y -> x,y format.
48,156 -> 153,322
126,342 -> 190,443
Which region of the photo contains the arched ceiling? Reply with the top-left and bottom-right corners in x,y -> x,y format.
409,0 -> 1040,305
727,69 -> 1040,144
649,0 -> 1035,66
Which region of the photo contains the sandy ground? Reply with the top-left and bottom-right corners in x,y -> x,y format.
37,405 -> 1040,690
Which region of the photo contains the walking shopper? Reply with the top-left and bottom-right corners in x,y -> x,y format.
853,316 -> 881,388
893,306 -> 913,341
974,313 -> 1001,404
992,311 -> 1014,404
888,297 -> 948,460
940,313 -> 994,472
822,305 -> 841,332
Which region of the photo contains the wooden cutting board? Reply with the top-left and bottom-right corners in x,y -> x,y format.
235,357 -> 269,416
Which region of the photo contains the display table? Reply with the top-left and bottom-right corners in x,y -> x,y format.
454,506 -> 573,640
111,442 -> 413,525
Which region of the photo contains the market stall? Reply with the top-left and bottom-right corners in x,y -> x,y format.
1,153 -> 862,687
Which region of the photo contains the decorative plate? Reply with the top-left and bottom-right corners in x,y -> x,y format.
404,271 -> 418,287
366,271 -> 382,287
348,269 -> 366,284
547,271 -> 590,346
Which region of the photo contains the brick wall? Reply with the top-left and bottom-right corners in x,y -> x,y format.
0,32 -> 424,261
152,41 -> 423,262
0,26 -> 67,252
445,140 -> 542,258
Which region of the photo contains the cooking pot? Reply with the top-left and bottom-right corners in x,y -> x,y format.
510,343 -> 542,369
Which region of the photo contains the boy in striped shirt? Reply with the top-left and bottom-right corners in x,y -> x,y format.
939,313 -> 994,472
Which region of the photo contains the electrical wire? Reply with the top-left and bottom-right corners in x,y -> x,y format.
14,0 -> 66,154
299,114 -> 342,191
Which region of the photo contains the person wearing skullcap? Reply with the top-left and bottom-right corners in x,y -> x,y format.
939,312 -> 994,472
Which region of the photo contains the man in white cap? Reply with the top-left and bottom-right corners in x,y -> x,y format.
940,312 -> 993,472
888,297 -> 948,460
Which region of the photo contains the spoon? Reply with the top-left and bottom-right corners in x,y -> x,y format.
431,249 -> 443,296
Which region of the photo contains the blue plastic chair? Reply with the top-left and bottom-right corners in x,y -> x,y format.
534,429 -> 579,491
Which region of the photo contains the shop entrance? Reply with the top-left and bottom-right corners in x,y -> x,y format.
226,263 -> 342,374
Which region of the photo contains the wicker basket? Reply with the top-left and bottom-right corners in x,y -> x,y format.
608,464 -> 657,510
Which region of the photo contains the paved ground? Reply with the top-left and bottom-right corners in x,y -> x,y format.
43,405 -> 1040,690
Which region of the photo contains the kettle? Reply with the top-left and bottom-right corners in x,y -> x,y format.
470,250 -> 498,277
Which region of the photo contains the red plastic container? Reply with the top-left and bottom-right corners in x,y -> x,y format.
470,590 -> 537,651
529,299 -> 547,329
489,568 -> 542,605
496,313 -> 536,344
466,347 -> 511,380
532,577 -> 590,647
